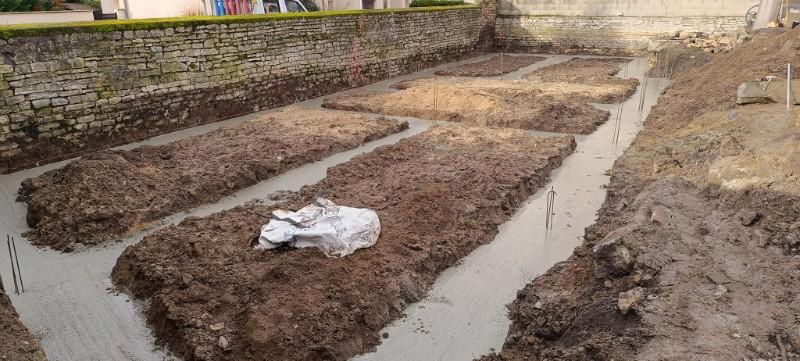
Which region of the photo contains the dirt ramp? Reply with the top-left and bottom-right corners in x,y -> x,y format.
434,55 -> 545,77
523,57 -> 640,103
19,108 -> 407,251
112,125 -> 576,361
1,279 -> 47,361
323,83 -> 609,134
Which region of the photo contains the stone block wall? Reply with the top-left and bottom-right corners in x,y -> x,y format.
496,15 -> 745,55
0,6 -> 489,173
498,0 -> 753,17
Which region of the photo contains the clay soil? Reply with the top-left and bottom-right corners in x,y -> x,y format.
434,54 -> 546,77
0,279 -> 47,361
112,124 -> 576,361
480,30 -> 800,361
647,44 -> 713,79
322,84 -> 611,134
522,57 -> 640,103
323,57 -> 640,134
18,108 -> 407,251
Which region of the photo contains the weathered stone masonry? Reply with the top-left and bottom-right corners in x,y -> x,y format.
496,15 -> 744,55
0,6 -> 492,173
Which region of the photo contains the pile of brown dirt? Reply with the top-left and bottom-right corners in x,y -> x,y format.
434,54 -> 545,77
394,76 -> 638,105
1,279 -> 47,361
19,108 -> 407,251
479,30 -> 800,361
112,124 -> 576,361
523,57 -> 640,103
323,84 -> 610,134
647,43 -> 713,79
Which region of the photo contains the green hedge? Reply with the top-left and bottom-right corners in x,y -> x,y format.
0,0 -> 56,12
0,5 -> 477,40
410,0 -> 466,7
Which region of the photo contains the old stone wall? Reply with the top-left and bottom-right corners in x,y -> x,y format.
0,7 -> 488,173
499,0 -> 754,17
496,15 -> 745,55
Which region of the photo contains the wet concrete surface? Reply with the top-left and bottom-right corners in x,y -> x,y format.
0,54 -> 666,361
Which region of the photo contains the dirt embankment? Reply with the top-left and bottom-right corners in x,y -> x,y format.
1,279 -> 47,361
647,44 -> 713,79
112,124 -> 576,361
523,57 -> 640,103
324,57 -> 640,134
480,30 -> 800,361
434,55 -> 545,77
18,108 -> 407,251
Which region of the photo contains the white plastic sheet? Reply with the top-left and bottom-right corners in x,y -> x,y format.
257,198 -> 381,257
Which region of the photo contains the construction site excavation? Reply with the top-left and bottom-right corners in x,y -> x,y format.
3,2 -> 800,361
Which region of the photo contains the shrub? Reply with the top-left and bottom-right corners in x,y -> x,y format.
0,0 -> 58,11
410,0 -> 464,7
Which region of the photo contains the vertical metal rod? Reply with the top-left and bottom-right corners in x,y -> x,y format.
788,63 -> 792,110
11,236 -> 23,293
7,236 -> 18,295
433,79 -> 438,112
545,187 -> 556,230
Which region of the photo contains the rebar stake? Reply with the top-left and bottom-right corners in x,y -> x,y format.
545,187 -> 556,230
6,236 -> 18,295
788,63 -> 792,110
11,236 -> 23,293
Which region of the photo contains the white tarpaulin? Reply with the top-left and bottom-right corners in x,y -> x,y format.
257,198 -> 381,257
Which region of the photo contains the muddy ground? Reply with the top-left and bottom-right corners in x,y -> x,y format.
0,279 -> 47,361
18,108 -> 406,251
323,57 -> 639,134
434,54 -> 545,77
480,30 -> 800,361
112,124 -> 576,361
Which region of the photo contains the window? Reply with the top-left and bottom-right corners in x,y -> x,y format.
265,0 -> 280,12
286,0 -> 302,12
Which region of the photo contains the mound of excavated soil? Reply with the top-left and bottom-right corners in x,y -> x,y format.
523,57 -> 640,103
19,108 -> 407,251
112,124 -> 576,361
647,44 -> 713,79
394,76 -> 638,105
323,84 -> 609,134
1,279 -> 47,361
480,30 -> 800,361
434,55 -> 546,77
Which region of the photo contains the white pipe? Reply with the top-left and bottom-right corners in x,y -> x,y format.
788,63 -> 792,110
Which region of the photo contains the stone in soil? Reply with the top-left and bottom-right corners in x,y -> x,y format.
112,124 -> 576,361
0,279 -> 47,361
18,108 -> 407,251
434,54 -> 546,77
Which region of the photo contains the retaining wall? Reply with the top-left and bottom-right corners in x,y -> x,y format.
496,15 -> 744,55
0,5 -> 492,173
496,0 -> 750,55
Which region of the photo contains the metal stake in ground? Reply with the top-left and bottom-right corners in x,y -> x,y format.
6,236 -> 19,295
11,236 -> 24,293
545,186 -> 556,230
787,63 -> 793,110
